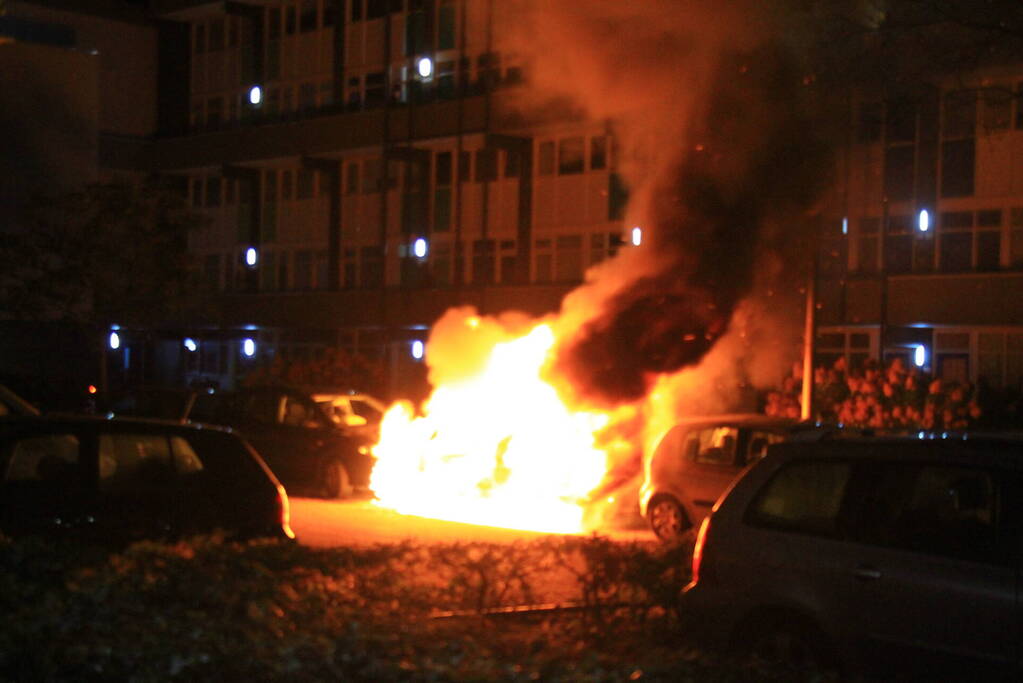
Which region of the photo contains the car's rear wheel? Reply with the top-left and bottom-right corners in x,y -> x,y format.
324,461 -> 353,499
648,496 -> 690,544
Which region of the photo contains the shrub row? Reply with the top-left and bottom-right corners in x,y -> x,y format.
0,534 -> 777,682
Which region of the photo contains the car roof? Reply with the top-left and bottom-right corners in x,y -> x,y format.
0,414 -> 234,436
769,434 -> 1023,469
669,414 -> 801,429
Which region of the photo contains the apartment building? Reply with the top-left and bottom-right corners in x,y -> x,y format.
4,0 -> 1022,399
816,71 -> 1023,393
143,0 -> 627,392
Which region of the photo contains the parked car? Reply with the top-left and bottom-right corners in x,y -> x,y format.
0,415 -> 294,544
640,414 -> 833,543
0,382 -> 40,417
188,386 -> 379,499
681,435 -> 1022,679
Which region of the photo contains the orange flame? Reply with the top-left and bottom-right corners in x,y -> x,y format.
370,320 -> 613,533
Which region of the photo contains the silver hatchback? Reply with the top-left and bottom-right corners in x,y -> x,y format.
639,415 -> 802,543
681,436 -> 1022,679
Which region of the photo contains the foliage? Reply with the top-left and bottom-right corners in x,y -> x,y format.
763,357 -> 984,430
0,533 -> 784,682
0,180 -> 204,326
242,347 -> 389,397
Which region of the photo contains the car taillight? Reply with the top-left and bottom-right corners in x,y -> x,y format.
277,484 -> 296,539
691,516 -> 711,584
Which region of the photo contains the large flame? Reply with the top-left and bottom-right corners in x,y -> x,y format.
370,319 -> 614,533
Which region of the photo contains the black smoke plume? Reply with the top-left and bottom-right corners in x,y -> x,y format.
551,48 -> 829,407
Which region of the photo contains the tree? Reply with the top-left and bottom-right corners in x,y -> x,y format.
0,179 -> 205,328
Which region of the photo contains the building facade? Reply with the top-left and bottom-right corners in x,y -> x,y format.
4,0 -> 1023,401
818,71 -> 1023,393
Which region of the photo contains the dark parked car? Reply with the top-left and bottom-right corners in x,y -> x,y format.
681,435 -> 1022,679
188,386 -> 379,499
0,415 -> 295,544
0,382 -> 40,417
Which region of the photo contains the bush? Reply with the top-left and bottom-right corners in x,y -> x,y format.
0,534 -> 763,682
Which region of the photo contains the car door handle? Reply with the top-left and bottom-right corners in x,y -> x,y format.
853,566 -> 882,581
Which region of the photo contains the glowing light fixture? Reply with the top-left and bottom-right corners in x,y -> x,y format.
631,226 -> 642,246
411,340 -> 425,360
183,337 -> 198,352
245,247 -> 258,267
914,344 -> 927,367
917,209 -> 930,233
413,237 -> 428,259
108,331 -> 121,350
88,385 -> 97,395
417,56 -> 433,79
248,85 -> 262,106
842,217 -> 849,235
242,338 -> 257,358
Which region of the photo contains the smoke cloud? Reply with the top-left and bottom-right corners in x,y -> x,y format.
496,0 -> 830,409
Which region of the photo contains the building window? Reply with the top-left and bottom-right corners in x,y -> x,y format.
558,137 -> 585,175
352,0 -> 363,21
207,97 -> 223,128
474,149 -> 497,182
499,240 -> 517,283
360,246 -> 384,288
300,0 -> 318,32
458,151 -> 470,182
295,250 -> 313,289
857,101 -> 883,143
281,170 -> 293,201
191,178 -> 203,208
855,217 -> 880,273
534,239 -> 552,283
300,83 -> 317,112
981,87 -> 1012,131
555,234 -> 583,282
209,19 -> 224,51
285,4 -> 297,34
431,242 -> 452,286
365,72 -> 386,107
939,210 -> 973,272
590,136 -> 607,170
194,23 -> 206,54
297,169 -> 315,199
437,0 -> 455,50
345,162 -> 359,195
537,141 -> 555,176
1010,208 -> 1023,266
978,332 -> 1023,389
367,0 -> 388,19
472,239 -> 495,284
976,209 -> 1002,271
363,159 -> 382,194
941,90 -> 976,198
205,177 -> 222,208
884,214 -> 912,274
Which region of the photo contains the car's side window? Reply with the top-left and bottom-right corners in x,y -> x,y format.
2,434 -> 81,484
852,463 -> 1011,566
281,396 -> 323,429
746,459 -> 852,537
99,433 -> 174,493
690,427 -> 739,466
170,436 -> 204,474
744,431 -> 786,466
